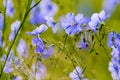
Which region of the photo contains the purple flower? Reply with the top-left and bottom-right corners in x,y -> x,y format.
16,39 -> 28,58
30,62 -> 46,80
107,32 -> 120,48
40,0 -> 58,17
78,40 -> 88,50
0,13 -> 4,30
30,0 -> 58,25
69,66 -> 88,80
103,0 -> 120,15
32,37 -> 45,54
0,32 -> 3,47
45,16 -> 58,33
27,24 -> 48,36
9,20 -> 21,41
62,13 -> 85,35
42,45 -> 54,58
4,62 -> 13,73
13,76 -> 22,80
88,10 -> 106,32
108,46 -> 120,80
0,50 -> 14,74
3,0 -> 14,18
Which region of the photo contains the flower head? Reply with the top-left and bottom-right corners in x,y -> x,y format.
108,32 -> 120,48
9,20 -> 21,41
13,76 -> 22,80
69,66 -> 88,80
0,13 -> 4,30
103,0 -> 120,15
45,16 -> 58,33
30,62 -> 46,80
88,10 -> 106,32
42,45 -> 54,58
32,37 -> 45,54
30,0 -> 58,25
27,24 -> 48,36
62,13 -> 85,35
108,46 -> 120,80
1,50 -> 14,74
17,39 -> 28,58
3,0 -> 14,17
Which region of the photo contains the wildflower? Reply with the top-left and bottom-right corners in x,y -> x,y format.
103,0 -> 120,15
108,46 -> 120,80
0,32 -> 3,47
27,24 -> 54,58
88,10 -> 106,32
42,45 -> 54,59
27,24 -> 48,54
16,39 -> 28,58
0,13 -> 4,30
62,13 -> 85,35
69,66 -> 88,80
45,16 -> 58,33
32,37 -> 45,53
9,20 -> 21,41
30,0 -> 58,25
13,76 -> 22,80
40,0 -> 58,18
27,24 -> 48,36
30,62 -> 46,80
3,0 -> 14,17
107,32 -> 120,48
78,39 -> 88,50
0,50 -> 14,73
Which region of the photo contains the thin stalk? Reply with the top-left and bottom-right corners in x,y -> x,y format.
49,34 -> 68,80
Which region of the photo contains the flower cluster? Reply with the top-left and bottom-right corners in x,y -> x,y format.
27,24 -> 54,59
108,32 -> 120,79
69,66 -> 88,80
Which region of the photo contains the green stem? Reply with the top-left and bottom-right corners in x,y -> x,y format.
49,34 -> 68,80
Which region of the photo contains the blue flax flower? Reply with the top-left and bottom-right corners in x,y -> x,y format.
0,50 -> 14,73
30,62 -> 46,80
0,13 -> 4,31
9,20 -> 21,41
27,24 -> 48,36
45,16 -> 58,33
88,10 -> 106,32
32,37 -> 45,53
108,32 -> 120,48
103,0 -> 120,15
16,39 -> 28,58
108,46 -> 120,80
3,0 -> 14,18
42,45 -> 54,59
27,24 -> 48,54
13,76 -> 22,80
27,24 -> 54,58
62,13 -> 85,35
69,66 -> 88,80
30,0 -> 58,25
78,39 -> 88,50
